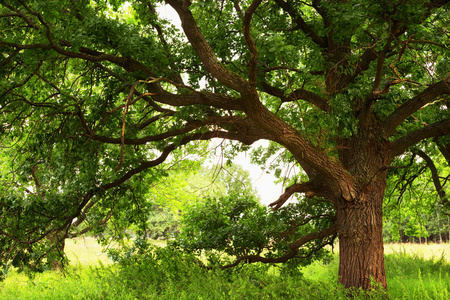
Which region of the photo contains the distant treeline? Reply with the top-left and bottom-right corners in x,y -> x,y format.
384,212 -> 450,244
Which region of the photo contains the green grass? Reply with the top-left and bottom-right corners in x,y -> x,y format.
64,237 -> 113,266
384,242 -> 450,262
384,248 -> 450,299
1,241 -> 450,299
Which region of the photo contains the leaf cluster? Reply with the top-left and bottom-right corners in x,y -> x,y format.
174,194 -> 335,269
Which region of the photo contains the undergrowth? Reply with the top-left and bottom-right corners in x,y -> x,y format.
1,244 -> 449,299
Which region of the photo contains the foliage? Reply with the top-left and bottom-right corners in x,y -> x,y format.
137,161 -> 261,240
175,194 -> 334,272
202,162 -> 259,199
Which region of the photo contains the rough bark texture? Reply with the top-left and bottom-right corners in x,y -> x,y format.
336,130 -> 391,289
337,179 -> 387,289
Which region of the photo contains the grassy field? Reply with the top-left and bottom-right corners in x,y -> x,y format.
65,237 -> 113,266
384,242 -> 450,261
1,239 -> 450,299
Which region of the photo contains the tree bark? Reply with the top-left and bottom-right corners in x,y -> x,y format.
336,176 -> 387,290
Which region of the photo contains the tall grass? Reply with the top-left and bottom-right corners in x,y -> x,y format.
385,248 -> 450,299
1,241 -> 450,299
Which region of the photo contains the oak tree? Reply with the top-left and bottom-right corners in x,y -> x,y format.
1,0 -> 450,290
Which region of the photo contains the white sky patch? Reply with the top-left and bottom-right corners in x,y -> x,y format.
155,4 -> 182,29
233,141 -> 285,205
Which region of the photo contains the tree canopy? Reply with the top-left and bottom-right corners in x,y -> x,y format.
1,0 -> 450,290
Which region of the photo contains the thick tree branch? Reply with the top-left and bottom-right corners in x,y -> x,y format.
274,0 -> 326,47
166,0 -> 248,92
261,82 -> 330,112
237,93 -> 357,202
243,0 -> 262,86
416,150 -> 447,203
0,40 -> 154,76
218,221 -> 338,269
289,221 -> 338,249
268,182 -> 315,210
383,80 -> 450,138
390,118 -> 450,158
243,100 -> 357,202
88,116 -> 243,145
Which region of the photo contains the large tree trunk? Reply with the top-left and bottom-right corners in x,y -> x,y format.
336,177 -> 387,290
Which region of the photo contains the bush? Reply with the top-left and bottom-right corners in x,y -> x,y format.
174,194 -> 335,272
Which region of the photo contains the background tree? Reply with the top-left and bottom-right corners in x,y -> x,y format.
142,160 -> 260,239
1,0 -> 450,290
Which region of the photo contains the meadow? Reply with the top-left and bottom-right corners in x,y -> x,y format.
1,239 -> 450,299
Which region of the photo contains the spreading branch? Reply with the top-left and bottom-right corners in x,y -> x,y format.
218,222 -> 338,269
384,80 -> 450,138
269,182 -> 315,210
416,150 -> 448,204
390,118 -> 450,158
243,0 -> 262,86
274,0 -> 327,47
261,82 -> 330,112
166,0 -> 248,92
